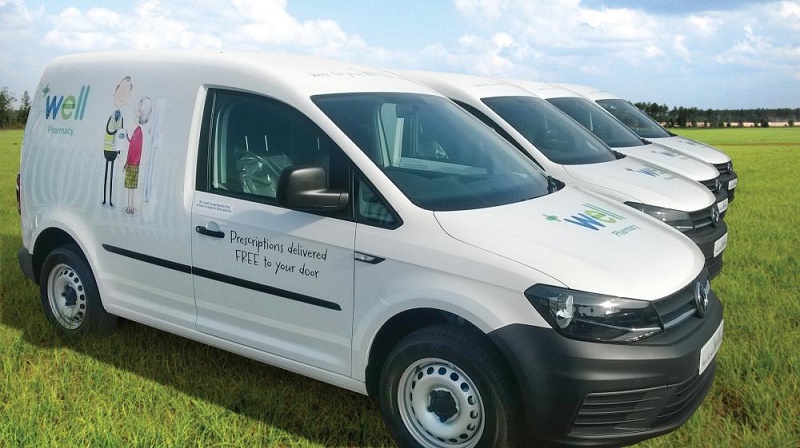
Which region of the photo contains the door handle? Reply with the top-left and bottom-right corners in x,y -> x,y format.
195,225 -> 224,238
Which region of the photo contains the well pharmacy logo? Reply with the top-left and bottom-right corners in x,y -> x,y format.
625,164 -> 677,180
543,203 -> 640,236
650,146 -> 689,160
43,84 -> 90,120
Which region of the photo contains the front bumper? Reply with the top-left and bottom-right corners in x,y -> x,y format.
717,170 -> 737,203
685,219 -> 727,279
488,292 -> 723,447
18,247 -> 35,282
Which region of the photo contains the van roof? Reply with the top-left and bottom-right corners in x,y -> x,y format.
395,70 -> 537,103
49,50 -> 431,98
554,83 -> 618,101
507,80 -> 582,100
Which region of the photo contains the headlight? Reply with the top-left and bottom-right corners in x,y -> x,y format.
525,285 -> 663,343
625,202 -> 694,232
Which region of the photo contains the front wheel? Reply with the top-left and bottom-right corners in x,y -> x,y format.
379,324 -> 522,448
40,245 -> 117,336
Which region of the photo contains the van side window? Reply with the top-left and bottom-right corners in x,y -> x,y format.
355,174 -> 399,228
198,89 -> 350,210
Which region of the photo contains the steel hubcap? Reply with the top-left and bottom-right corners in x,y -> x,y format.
47,263 -> 87,329
398,358 -> 484,448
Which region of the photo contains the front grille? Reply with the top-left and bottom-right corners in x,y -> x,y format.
652,280 -> 697,329
688,206 -> 715,230
571,365 -> 716,437
654,365 -> 716,427
713,162 -> 732,175
700,176 -> 721,193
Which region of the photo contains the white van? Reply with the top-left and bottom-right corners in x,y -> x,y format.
509,80 -> 729,214
556,83 -> 738,202
398,71 -> 728,278
18,51 -> 723,448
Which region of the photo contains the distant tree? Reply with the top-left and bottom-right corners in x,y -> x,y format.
17,90 -> 31,125
789,119 -> 795,127
0,87 -> 16,128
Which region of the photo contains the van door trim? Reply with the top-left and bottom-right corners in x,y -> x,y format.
102,244 -> 342,311
102,244 -> 192,274
191,267 -> 342,311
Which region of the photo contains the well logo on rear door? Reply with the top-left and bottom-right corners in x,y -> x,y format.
41,83 -> 91,137
543,203 -> 640,236
43,84 -> 91,121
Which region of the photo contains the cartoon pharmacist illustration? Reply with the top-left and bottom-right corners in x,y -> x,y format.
123,97 -> 152,215
102,76 -> 133,207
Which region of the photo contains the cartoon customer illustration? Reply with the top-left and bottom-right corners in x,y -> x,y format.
123,97 -> 152,215
102,76 -> 133,207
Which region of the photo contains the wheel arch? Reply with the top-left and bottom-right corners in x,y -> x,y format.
364,308 -> 518,400
31,227 -> 79,284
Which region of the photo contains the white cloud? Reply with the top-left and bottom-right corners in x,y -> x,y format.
774,1 -> 800,31
38,0 -> 367,55
686,15 -> 723,35
642,44 -> 664,58
453,0 -> 506,21
672,35 -> 691,61
0,0 -> 40,40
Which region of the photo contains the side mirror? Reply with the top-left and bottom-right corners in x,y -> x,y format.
276,165 -> 349,212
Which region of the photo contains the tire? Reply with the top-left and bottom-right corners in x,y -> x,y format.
379,324 -> 522,448
40,245 -> 117,336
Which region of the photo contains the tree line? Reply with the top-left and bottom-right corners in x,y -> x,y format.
633,102 -> 799,128
1,85 -> 797,129
0,87 -> 31,128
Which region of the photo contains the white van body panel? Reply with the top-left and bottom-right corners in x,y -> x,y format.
561,158 -> 713,212
510,80 -> 721,182
434,187 -> 702,300
647,136 -> 732,165
397,70 -> 716,214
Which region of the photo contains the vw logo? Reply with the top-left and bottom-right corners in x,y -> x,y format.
711,205 -> 720,227
694,281 -> 710,317
715,178 -> 722,192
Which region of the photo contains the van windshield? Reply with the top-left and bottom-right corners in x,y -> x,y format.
596,99 -> 673,139
313,93 -> 552,211
481,96 -> 618,165
546,97 -> 645,148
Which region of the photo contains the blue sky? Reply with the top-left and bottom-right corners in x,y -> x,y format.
1,0 -> 798,109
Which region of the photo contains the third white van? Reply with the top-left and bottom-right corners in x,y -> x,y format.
557,83 -> 739,203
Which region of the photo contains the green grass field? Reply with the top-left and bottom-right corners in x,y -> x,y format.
1,127 -> 799,447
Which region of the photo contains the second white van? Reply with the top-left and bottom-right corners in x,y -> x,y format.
398,70 -> 728,278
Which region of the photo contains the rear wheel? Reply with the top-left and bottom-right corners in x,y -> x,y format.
40,245 -> 117,336
379,324 -> 521,448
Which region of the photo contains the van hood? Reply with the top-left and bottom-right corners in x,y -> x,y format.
562,158 -> 715,212
614,143 -> 720,182
434,187 -> 704,300
646,136 -> 731,165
